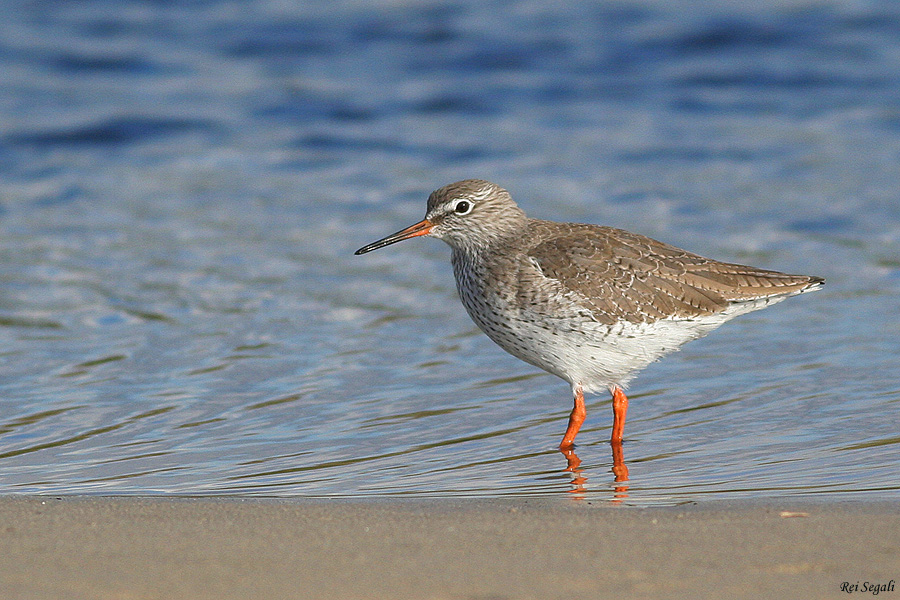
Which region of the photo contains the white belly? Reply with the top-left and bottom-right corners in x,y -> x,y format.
455,264 -> 785,393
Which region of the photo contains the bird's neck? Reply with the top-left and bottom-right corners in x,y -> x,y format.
447,226 -> 523,264
445,213 -> 530,258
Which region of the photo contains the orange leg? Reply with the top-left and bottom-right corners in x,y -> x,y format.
611,386 -> 628,444
559,386 -> 586,450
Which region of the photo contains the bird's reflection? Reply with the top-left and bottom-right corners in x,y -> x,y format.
561,440 -> 629,502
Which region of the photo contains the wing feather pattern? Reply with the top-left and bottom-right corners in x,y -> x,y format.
522,222 -> 823,325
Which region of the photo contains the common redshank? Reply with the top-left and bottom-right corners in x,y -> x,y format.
355,179 -> 824,453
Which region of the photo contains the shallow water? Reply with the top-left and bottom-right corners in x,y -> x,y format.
1,1 -> 898,505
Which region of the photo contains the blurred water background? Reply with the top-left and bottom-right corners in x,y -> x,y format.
0,0 -> 898,504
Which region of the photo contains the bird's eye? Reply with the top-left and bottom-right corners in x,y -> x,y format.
454,200 -> 472,215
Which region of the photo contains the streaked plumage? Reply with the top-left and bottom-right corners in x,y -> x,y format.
356,179 -> 823,451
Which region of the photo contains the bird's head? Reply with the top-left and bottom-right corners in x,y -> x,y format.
355,179 -> 526,256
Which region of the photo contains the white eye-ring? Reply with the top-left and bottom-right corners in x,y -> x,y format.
453,199 -> 473,215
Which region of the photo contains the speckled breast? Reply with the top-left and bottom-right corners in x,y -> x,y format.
450,249 -> 603,385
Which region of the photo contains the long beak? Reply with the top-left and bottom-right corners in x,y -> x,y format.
354,219 -> 434,255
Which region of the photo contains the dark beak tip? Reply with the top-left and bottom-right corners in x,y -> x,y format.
354,219 -> 433,257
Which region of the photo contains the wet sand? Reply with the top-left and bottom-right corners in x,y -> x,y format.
0,496 -> 897,599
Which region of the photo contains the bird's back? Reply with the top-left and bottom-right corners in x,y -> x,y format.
516,219 -> 823,326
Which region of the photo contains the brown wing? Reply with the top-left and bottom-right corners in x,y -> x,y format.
524,222 -> 823,325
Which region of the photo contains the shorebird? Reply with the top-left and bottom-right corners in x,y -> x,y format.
355,180 -> 823,453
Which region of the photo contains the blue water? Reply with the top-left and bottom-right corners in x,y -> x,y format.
0,1 -> 898,505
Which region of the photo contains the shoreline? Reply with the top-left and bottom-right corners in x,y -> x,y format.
1,496 -> 897,599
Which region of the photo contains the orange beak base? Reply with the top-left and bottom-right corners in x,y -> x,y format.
354,219 -> 434,255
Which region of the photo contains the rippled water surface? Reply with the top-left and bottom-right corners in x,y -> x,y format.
1,1 -> 898,505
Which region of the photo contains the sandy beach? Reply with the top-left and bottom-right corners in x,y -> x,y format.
0,496 -> 896,599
